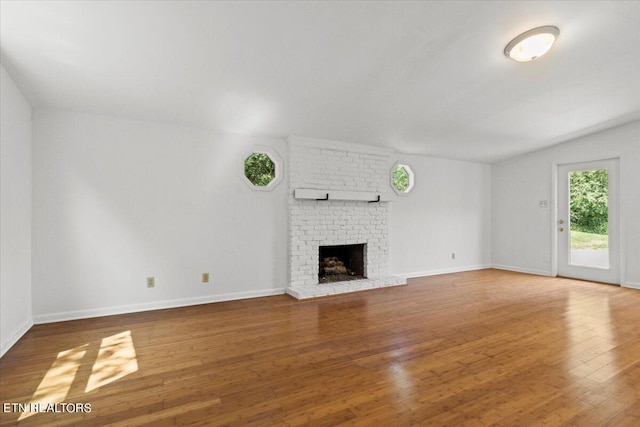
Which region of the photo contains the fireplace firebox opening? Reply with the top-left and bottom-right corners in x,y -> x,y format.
319,244 -> 366,284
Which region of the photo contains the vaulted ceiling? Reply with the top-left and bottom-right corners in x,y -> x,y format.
2,1 -> 639,163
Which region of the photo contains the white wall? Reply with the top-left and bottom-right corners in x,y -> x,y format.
32,111 -> 288,322
30,109 -> 495,323
389,154 -> 492,277
492,120 -> 640,286
0,65 -> 33,356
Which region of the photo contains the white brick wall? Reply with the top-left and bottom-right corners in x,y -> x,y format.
287,137 -> 392,288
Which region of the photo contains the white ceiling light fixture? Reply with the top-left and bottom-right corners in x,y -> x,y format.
504,26 -> 560,62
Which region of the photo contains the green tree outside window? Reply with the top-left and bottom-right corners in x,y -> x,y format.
569,169 -> 608,234
393,166 -> 410,192
244,153 -> 275,186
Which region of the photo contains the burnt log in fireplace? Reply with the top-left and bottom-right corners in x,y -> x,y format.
318,244 -> 366,283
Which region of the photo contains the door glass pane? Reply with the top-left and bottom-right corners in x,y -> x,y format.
569,169 -> 609,268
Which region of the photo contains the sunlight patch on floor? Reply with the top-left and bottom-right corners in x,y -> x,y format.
85,330 -> 139,393
19,344 -> 88,420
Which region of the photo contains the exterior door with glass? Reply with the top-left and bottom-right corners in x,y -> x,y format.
557,159 -> 619,284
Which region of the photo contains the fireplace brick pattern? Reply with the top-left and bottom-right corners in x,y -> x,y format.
287,139 -> 397,291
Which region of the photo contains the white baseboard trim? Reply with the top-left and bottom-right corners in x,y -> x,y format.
1,317 -> 34,358
491,264 -> 554,277
33,288 -> 286,324
623,281 -> 640,290
395,264 -> 492,279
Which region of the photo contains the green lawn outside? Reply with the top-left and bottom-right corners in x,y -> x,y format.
570,230 -> 608,250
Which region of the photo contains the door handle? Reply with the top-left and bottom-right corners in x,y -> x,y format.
559,220 -> 564,224
559,227 -> 564,232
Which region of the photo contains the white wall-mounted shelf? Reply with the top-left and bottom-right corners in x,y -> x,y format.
293,189 -> 393,203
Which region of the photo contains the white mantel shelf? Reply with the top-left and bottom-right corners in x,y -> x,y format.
294,189 -> 393,203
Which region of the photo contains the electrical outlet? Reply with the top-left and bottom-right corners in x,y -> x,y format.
202,273 -> 209,283
451,252 -> 456,260
147,277 -> 155,288
543,254 -> 551,263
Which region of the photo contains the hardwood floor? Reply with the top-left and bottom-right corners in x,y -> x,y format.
2,269 -> 640,426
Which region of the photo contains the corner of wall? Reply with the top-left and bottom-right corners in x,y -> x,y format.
0,64 -> 34,358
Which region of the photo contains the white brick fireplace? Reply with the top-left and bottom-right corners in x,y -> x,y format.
286,136 -> 406,299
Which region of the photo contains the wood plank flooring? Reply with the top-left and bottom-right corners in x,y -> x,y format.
2,269 -> 640,426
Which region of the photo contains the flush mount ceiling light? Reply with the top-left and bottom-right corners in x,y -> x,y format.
504,26 -> 559,62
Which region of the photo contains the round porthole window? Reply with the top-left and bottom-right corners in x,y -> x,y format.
241,147 -> 283,191
391,162 -> 414,195
244,153 -> 275,186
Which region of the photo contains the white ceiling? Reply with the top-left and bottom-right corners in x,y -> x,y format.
1,1 -> 639,163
